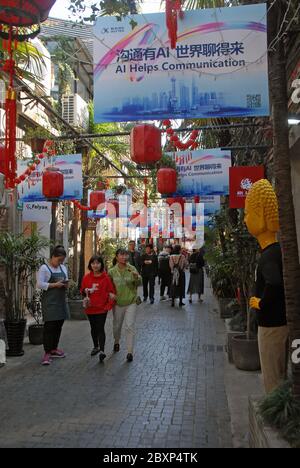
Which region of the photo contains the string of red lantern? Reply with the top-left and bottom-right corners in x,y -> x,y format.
71,199 -> 91,212
162,120 -> 199,151
14,140 -> 56,186
3,27 -> 17,189
165,0 -> 183,49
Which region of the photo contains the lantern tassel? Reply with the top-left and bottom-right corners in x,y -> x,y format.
143,178 -> 148,208
4,87 -> 17,188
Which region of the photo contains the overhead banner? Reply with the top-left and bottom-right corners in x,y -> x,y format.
17,154 -> 83,202
94,4 -> 269,122
229,165 -> 265,208
185,195 -> 221,225
166,149 -> 231,197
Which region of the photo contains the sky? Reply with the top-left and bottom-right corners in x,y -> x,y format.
49,0 -> 163,20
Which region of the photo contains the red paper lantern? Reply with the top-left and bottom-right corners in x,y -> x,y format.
42,167 -> 64,199
157,168 -> 177,194
90,191 -> 105,211
131,124 -> 162,165
0,1 -> 56,40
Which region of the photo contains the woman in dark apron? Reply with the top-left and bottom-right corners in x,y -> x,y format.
37,245 -> 69,366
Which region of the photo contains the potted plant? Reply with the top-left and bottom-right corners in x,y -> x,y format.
0,232 -> 49,356
206,249 -> 237,319
26,290 -> 44,345
67,280 -> 86,320
229,227 -> 260,371
206,206 -> 260,369
24,126 -> 52,154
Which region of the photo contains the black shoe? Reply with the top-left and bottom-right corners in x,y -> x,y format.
189,299 -> 192,304
99,352 -> 106,363
179,302 -> 185,307
114,343 -> 120,353
143,298 -> 147,302
150,299 -> 154,304
126,353 -> 133,362
171,302 -> 175,307
91,347 -> 100,356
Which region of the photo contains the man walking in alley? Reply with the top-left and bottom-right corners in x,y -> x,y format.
140,244 -> 158,304
128,240 -> 141,273
158,244 -> 173,301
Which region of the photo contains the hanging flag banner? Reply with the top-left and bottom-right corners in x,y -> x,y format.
17,154 -> 83,202
166,148 -> 231,197
94,4 -> 269,122
229,165 -> 265,208
22,202 -> 52,223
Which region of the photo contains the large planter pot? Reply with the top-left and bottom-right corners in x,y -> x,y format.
232,333 -> 261,371
28,324 -> 44,346
227,331 -> 245,364
4,319 -> 27,356
68,300 -> 87,320
218,297 -> 235,319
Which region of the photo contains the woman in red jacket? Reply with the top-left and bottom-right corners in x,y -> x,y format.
81,255 -> 116,362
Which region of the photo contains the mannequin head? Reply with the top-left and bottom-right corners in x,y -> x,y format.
244,179 -> 279,249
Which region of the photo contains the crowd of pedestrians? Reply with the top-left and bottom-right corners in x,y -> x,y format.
37,241 -> 205,366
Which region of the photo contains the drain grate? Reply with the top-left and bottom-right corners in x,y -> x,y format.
202,344 -> 226,352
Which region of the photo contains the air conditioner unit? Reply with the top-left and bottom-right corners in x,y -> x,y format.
62,94 -> 88,129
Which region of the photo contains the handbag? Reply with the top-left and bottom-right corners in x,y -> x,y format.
136,295 -> 142,305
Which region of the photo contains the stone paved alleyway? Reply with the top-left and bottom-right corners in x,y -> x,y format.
0,281 -> 232,448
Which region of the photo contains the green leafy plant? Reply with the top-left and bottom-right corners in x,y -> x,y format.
67,280 -> 82,301
68,0 -> 139,22
0,233 -> 50,321
24,126 -> 53,143
0,38 -> 46,86
26,290 -> 43,325
205,204 -> 258,336
259,381 -> 300,448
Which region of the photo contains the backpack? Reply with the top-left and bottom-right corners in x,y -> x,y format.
158,255 -> 170,276
189,262 -> 199,274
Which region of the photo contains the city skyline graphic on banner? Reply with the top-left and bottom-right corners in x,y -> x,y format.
94,4 -> 269,122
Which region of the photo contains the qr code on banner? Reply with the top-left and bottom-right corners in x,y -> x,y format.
247,94 -> 262,108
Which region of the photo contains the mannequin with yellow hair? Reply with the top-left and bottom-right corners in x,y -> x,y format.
244,179 -> 288,394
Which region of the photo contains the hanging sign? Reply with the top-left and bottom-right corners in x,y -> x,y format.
22,202 -> 52,223
94,3 -> 269,122
166,148 -> 231,197
229,165 -> 265,208
17,154 -> 83,202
